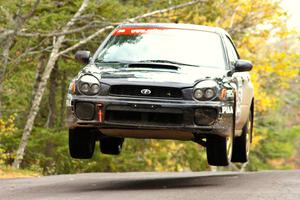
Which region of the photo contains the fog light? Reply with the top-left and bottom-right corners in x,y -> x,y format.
75,102 -> 95,120
194,108 -> 218,125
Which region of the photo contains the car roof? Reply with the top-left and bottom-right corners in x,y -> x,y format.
118,23 -> 231,38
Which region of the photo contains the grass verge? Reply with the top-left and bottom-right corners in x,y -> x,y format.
0,165 -> 40,179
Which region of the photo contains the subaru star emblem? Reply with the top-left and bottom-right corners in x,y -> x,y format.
141,89 -> 151,95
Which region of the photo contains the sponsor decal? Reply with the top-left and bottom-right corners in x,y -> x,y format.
226,90 -> 234,98
222,106 -> 233,114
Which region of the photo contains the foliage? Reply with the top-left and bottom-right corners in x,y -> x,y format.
0,115 -> 17,165
238,35 -> 300,113
248,124 -> 300,171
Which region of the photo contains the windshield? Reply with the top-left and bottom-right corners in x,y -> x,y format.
95,27 -> 226,68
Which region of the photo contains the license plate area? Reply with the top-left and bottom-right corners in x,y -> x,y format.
105,104 -> 183,125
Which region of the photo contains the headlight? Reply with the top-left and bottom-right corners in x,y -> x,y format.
78,75 -> 101,95
193,80 -> 219,100
80,83 -> 90,94
194,89 -> 204,99
204,88 -> 215,99
90,84 -> 100,94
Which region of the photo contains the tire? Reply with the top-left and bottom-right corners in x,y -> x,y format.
231,111 -> 252,163
69,128 -> 95,159
206,96 -> 235,166
206,133 -> 233,166
100,137 -> 124,155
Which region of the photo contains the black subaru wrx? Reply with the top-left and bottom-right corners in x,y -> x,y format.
67,23 -> 254,166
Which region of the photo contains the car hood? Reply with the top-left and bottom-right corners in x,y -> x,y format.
80,64 -> 227,88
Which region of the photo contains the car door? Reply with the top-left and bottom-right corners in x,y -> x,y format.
224,36 -> 253,135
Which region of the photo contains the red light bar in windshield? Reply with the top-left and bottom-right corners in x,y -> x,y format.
113,27 -> 167,36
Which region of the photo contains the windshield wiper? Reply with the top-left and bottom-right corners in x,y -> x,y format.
94,58 -> 136,64
138,59 -> 199,67
94,59 -> 199,67
94,59 -> 122,64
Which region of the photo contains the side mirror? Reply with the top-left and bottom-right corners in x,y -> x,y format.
75,50 -> 91,64
234,59 -> 253,72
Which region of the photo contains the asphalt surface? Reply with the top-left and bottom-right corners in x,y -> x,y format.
1,170 -> 300,200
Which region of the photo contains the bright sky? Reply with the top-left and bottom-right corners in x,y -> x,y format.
281,0 -> 300,30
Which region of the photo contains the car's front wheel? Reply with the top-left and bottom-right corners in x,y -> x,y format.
100,137 -> 124,155
206,133 -> 233,166
69,128 -> 95,159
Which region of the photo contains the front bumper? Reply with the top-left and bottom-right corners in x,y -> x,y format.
67,95 -> 234,140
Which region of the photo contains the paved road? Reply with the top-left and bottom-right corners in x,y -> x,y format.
1,170 -> 300,200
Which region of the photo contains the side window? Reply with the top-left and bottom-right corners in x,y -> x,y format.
224,37 -> 239,66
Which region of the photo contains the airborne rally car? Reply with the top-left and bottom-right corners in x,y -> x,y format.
67,23 -> 254,166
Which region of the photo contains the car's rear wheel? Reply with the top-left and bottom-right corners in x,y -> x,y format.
231,111 -> 252,163
100,137 -> 124,155
69,128 -> 95,159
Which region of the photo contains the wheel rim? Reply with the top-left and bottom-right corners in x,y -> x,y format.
226,133 -> 233,162
246,114 -> 252,159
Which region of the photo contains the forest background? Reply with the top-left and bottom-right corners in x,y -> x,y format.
0,0 -> 299,176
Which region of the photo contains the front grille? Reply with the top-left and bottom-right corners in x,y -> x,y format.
105,110 -> 183,126
109,85 -> 182,99
75,102 -> 95,120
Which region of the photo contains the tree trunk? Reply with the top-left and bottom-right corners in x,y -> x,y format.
32,54 -> 47,102
12,0 -> 90,168
45,62 -> 58,128
0,34 -> 16,117
59,70 -> 67,127
12,51 -> 60,168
